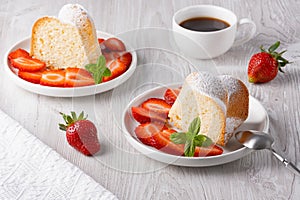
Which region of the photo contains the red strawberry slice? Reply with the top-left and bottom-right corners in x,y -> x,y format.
141,98 -> 171,116
164,88 -> 181,105
10,57 -> 46,72
135,123 -> 184,156
102,51 -> 132,67
156,130 -> 223,157
194,145 -> 223,157
18,71 -> 43,84
134,123 -> 165,147
102,52 -> 113,62
102,60 -> 127,82
40,70 -> 65,87
98,38 -> 105,44
131,107 -> 168,124
64,68 -> 95,87
8,48 -> 30,61
102,51 -> 122,63
118,52 -> 132,67
134,123 -> 223,157
98,38 -> 108,52
103,38 -> 126,52
152,127 -> 184,156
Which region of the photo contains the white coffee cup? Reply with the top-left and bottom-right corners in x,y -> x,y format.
172,5 -> 256,59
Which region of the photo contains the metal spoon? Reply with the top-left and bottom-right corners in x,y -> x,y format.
235,130 -> 300,176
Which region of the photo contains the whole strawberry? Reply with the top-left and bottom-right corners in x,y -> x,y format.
59,111 -> 100,156
248,41 -> 290,83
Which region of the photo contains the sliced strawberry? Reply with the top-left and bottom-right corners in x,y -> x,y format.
64,68 -> 95,87
135,122 -> 223,157
157,130 -> 223,157
131,107 -> 168,124
98,38 -> 105,44
152,127 -> 184,156
118,52 -> 132,67
102,60 -> 127,82
194,145 -> 223,157
98,38 -> 108,52
134,123 -> 164,147
102,51 -> 132,67
141,98 -> 171,116
102,51 -> 121,63
8,48 -> 30,61
102,52 -> 113,63
11,57 -> 46,72
103,38 -> 126,52
18,71 -> 43,84
40,70 -> 65,87
134,123 -> 183,155
164,88 -> 181,105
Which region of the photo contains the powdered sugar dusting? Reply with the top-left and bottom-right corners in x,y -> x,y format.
225,117 -> 243,134
58,4 -> 90,26
186,72 -> 227,111
219,75 -> 242,99
224,117 -> 243,142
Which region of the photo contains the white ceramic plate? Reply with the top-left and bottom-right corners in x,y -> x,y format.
122,84 -> 269,167
3,31 -> 137,97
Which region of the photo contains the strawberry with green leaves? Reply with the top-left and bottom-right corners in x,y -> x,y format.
248,41 -> 290,83
59,111 -> 100,156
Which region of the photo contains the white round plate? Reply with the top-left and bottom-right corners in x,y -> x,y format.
3,31 -> 137,97
122,84 -> 269,167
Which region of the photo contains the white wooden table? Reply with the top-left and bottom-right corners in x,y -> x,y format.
1,0 -> 300,199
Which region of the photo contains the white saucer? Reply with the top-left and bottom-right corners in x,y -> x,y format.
122,84 -> 269,167
3,31 -> 137,97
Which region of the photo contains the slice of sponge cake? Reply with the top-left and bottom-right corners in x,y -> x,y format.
30,4 -> 101,69
168,72 -> 228,145
168,72 -> 249,146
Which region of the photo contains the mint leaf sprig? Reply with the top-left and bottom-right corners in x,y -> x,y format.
170,117 -> 213,157
85,55 -> 111,84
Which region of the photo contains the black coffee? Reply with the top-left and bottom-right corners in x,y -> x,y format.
179,17 -> 230,32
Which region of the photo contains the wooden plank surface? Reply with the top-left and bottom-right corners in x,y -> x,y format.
0,0 -> 300,199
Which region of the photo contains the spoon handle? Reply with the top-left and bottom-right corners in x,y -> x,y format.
271,148 -> 300,176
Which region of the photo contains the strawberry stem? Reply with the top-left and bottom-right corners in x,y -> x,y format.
261,41 -> 290,73
59,111 -> 87,131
